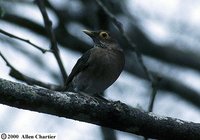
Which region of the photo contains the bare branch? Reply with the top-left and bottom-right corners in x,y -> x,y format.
0,28 -> 51,53
35,0 -> 68,84
0,52 -> 61,90
95,0 -> 153,81
0,78 -> 200,140
125,55 -> 200,108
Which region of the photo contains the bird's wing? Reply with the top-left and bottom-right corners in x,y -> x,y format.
65,50 -> 91,87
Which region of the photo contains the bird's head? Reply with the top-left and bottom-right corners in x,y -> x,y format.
83,30 -> 118,48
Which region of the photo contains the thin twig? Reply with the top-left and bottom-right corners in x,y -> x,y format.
148,81 -> 159,112
35,0 -> 68,84
95,0 -> 153,81
0,28 -> 51,53
144,76 -> 161,140
0,51 -> 61,90
147,76 -> 161,112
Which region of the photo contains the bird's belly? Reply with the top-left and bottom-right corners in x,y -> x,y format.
72,59 -> 122,95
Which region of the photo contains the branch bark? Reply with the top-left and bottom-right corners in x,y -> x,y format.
0,78 -> 199,140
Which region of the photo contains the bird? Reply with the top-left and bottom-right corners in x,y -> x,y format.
64,30 -> 125,97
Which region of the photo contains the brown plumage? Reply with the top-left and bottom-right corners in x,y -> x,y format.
65,30 -> 125,96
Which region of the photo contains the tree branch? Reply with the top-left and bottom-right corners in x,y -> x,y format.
35,0 -> 68,83
0,28 -> 51,53
125,53 -> 200,108
0,52 -> 61,90
0,78 -> 199,140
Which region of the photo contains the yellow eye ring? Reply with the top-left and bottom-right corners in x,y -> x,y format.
99,32 -> 109,39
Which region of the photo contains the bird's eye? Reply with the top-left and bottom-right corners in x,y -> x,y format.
99,32 -> 109,39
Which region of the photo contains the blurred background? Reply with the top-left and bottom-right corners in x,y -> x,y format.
0,0 -> 200,140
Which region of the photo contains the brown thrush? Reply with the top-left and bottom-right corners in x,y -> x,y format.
65,30 -> 125,96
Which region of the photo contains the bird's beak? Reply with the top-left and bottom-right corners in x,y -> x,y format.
83,30 -> 95,38
83,29 -> 100,45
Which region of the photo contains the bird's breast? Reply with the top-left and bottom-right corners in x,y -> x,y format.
88,48 -> 125,82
